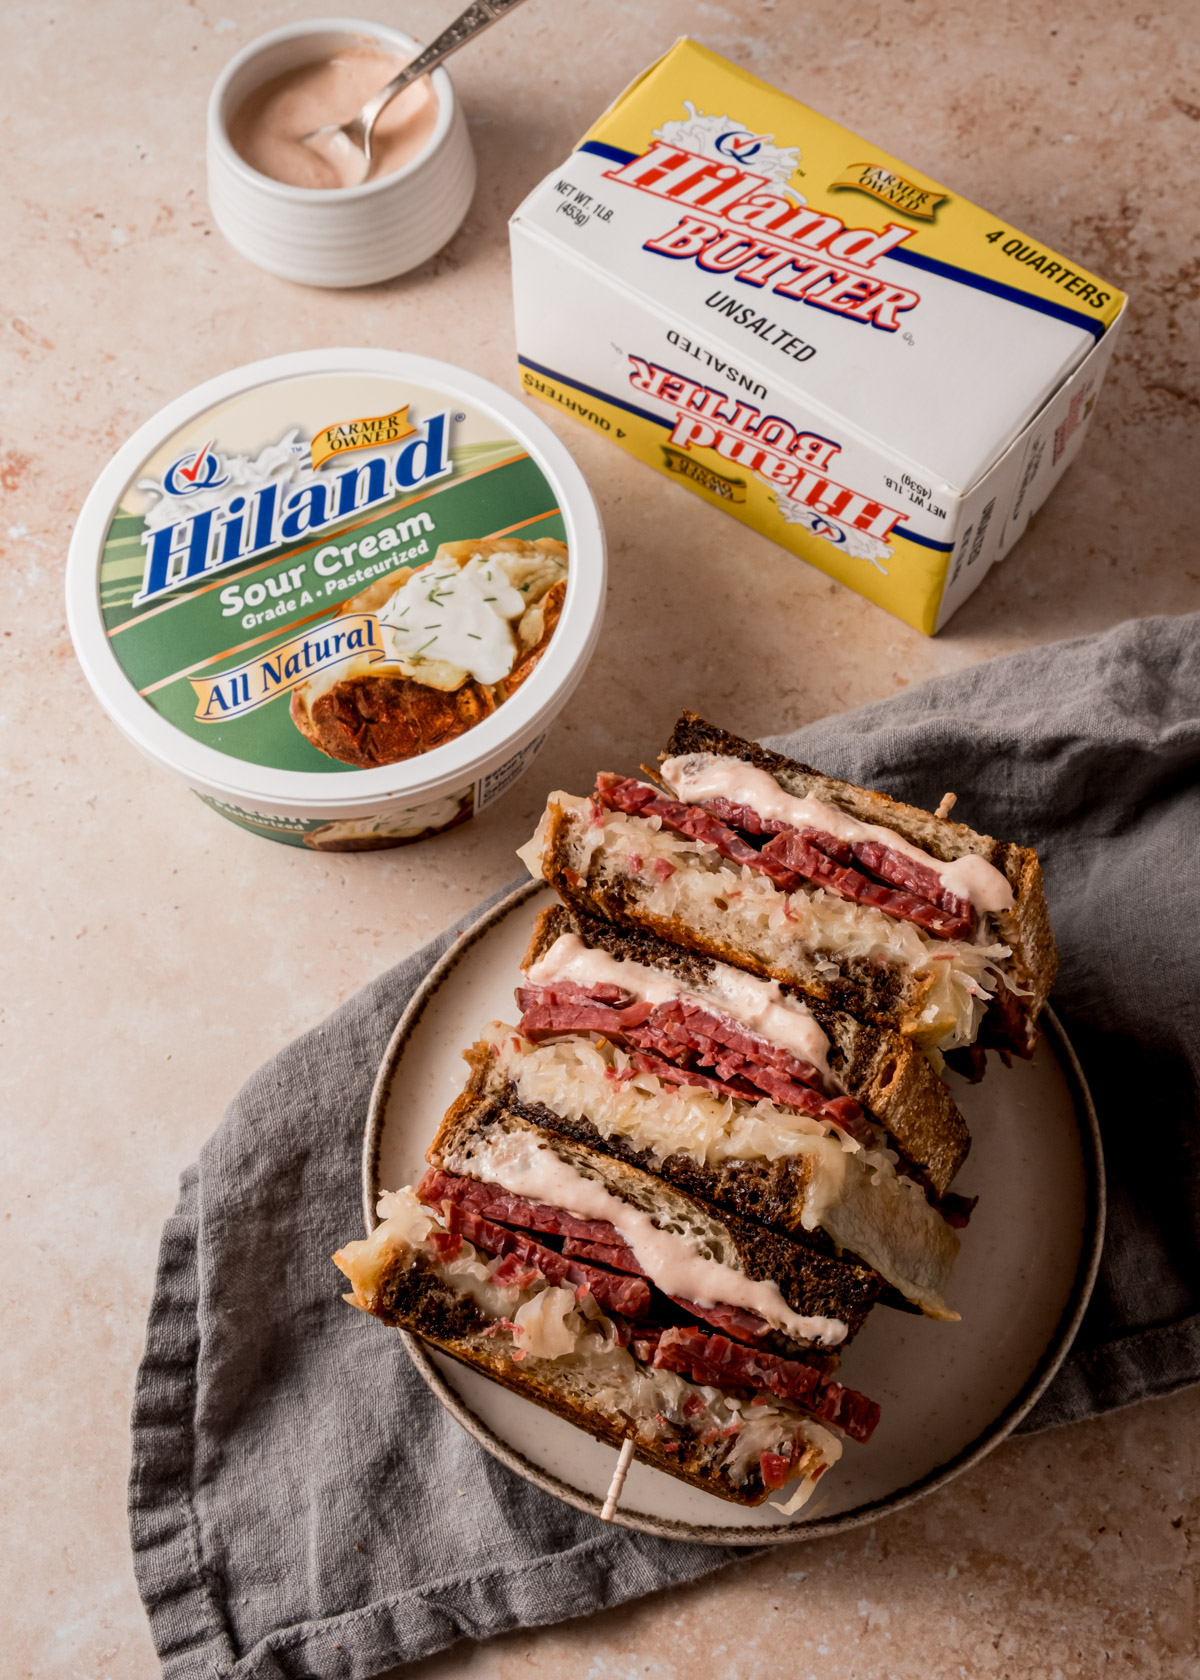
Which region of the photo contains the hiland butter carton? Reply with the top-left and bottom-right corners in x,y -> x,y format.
509,39 -> 1125,633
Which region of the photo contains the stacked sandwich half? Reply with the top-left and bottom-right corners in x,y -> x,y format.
336,715 -> 1057,1512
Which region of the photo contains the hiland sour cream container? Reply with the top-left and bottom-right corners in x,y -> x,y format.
66,350 -> 605,849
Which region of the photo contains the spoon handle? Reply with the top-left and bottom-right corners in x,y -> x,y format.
360,0 -> 532,131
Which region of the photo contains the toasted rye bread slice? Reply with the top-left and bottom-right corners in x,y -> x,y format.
522,902 -> 970,1198
661,713 -> 1057,1053
340,1247 -> 812,1506
428,1060 -> 883,1349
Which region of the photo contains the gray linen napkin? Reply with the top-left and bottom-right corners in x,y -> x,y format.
763,610 -> 1200,1430
130,610 -> 1200,1678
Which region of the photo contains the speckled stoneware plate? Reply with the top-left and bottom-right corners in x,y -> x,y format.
363,880 -> 1104,1546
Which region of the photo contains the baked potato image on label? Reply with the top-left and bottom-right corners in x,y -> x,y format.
290,538 -> 568,768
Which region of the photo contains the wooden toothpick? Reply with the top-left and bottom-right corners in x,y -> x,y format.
600,1437 -> 635,1522
934,792 -> 958,820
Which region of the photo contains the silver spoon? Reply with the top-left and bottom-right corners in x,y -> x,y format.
302,0 -> 532,186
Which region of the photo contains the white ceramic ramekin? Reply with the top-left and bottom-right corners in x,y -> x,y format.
66,350 -> 605,850
207,18 -> 475,288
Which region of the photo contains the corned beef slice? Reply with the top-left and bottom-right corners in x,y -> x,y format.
561,1235 -> 643,1270
419,1167 -> 622,1247
626,1050 -> 800,1111
419,1172 -> 791,1353
517,998 -> 641,1037
596,774 -> 794,883
594,773 -> 972,941
515,984 -> 654,1038
514,985 -> 870,1140
842,835 -> 973,923
454,1205 -> 649,1317
691,795 -> 794,838
660,793 -> 973,927
416,1170 -> 651,1317
558,1239 -> 775,1345
759,831 -> 972,941
652,1326 -> 880,1444
640,999 -> 825,1089
671,1296 -> 773,1344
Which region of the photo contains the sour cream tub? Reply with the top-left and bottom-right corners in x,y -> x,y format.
66,350 -> 605,849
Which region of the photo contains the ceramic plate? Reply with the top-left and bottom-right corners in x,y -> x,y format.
363,881 -> 1104,1545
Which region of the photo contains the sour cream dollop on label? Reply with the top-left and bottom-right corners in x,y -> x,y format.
377,556 -> 527,685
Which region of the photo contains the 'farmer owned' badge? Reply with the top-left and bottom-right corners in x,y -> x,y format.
309,404 -> 417,470
828,162 -> 948,221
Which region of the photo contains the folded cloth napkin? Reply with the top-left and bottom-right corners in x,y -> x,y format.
130,611 -> 1200,1679
765,611 -> 1200,1430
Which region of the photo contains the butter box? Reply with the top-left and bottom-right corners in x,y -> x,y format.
509,38 -> 1125,633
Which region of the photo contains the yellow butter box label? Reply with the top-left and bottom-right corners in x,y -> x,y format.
510,38 -> 1124,633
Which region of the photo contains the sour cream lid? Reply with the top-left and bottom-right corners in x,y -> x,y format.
66,350 -> 605,806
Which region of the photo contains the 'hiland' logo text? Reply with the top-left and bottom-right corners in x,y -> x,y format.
629,356 -> 905,541
134,412 -> 451,608
605,144 -> 920,332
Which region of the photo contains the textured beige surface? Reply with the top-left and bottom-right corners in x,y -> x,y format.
2,1 -> 1198,1676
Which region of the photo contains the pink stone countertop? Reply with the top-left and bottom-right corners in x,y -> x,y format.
3,1 -> 1198,1675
